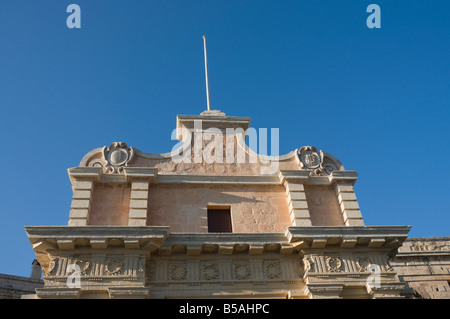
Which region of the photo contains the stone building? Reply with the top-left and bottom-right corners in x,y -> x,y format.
0,260 -> 43,299
22,110 -> 450,299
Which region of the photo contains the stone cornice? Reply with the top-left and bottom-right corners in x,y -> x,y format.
25,226 -> 170,253
68,167 -> 158,185
285,226 -> 411,252
26,226 -> 412,258
395,236 -> 450,257
160,233 -> 291,255
329,170 -> 358,185
155,173 -> 281,185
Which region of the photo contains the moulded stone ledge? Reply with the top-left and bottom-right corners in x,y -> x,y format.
285,226 -> 411,251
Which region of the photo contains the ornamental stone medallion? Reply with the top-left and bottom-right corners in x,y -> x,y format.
297,146 -> 340,176
298,146 -> 325,176
264,261 -> 281,279
298,146 -> 322,169
102,142 -> 134,174
169,264 -> 187,281
326,256 -> 343,272
201,264 -> 220,281
105,258 -> 123,275
356,257 -> 371,272
233,263 -> 251,280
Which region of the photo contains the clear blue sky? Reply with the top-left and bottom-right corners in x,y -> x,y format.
0,1 -> 448,277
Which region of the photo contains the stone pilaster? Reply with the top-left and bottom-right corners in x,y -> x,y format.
124,168 -> 157,227
279,170 -> 311,226
68,180 -> 93,226
67,167 -> 101,226
128,180 -> 149,226
330,171 -> 364,226
335,183 -> 364,226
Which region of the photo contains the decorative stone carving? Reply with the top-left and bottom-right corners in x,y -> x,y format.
356,257 -> 371,272
303,257 -> 315,273
383,256 -> 394,272
201,264 -> 219,281
138,258 -> 145,275
233,263 -> 250,280
409,241 -> 450,252
74,259 -> 91,276
146,261 -> 156,281
169,263 -> 187,281
102,142 -> 134,174
105,258 -> 123,275
298,146 -> 323,170
264,261 -> 281,279
326,256 -> 343,272
47,258 -> 58,276
295,258 -> 304,278
297,146 -> 342,176
322,158 -> 338,175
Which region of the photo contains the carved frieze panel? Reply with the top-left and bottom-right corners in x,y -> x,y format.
264,260 -> 281,279
201,263 -> 220,281
74,259 -> 91,275
356,257 -> 371,272
169,263 -> 187,281
105,258 -> 123,276
146,256 -> 301,284
302,253 -> 398,278
402,240 -> 450,253
42,254 -> 147,287
232,262 -> 251,280
325,256 -> 343,272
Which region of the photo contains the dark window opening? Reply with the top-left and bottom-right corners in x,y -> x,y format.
207,208 -> 232,233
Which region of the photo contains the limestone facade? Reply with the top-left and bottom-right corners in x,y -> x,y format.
391,237 -> 450,299
22,111 -> 448,299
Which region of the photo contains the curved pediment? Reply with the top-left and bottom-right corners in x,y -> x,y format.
78,112 -> 345,177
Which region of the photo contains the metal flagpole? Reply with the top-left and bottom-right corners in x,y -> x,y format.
203,35 -> 211,111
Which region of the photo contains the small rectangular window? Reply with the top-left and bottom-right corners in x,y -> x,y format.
207,207 -> 232,233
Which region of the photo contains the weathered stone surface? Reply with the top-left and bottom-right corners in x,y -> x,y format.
20,112 -> 447,299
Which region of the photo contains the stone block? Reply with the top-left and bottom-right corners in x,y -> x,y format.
68,219 -> 88,226
70,199 -> 90,209
289,200 -> 309,212
69,209 -> 89,219
130,190 -> 148,200
131,181 -> 149,190
128,218 -> 146,226
338,192 -> 357,203
340,200 -> 360,211
129,199 -> 148,209
292,218 -> 312,227
129,209 -> 147,219
344,218 -> 365,226
289,191 -> 307,201
291,209 -> 310,219
334,184 -> 354,195
342,209 -> 363,220
72,190 -> 92,200
73,180 -> 93,190
285,183 -> 305,193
